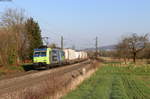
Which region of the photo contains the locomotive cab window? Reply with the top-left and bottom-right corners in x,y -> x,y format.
34,51 -> 46,57
41,52 -> 46,56
34,52 -> 40,56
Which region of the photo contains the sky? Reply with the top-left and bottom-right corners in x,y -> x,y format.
0,0 -> 150,49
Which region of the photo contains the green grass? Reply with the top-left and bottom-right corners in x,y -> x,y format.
62,64 -> 150,99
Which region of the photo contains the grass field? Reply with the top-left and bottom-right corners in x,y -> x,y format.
62,63 -> 150,99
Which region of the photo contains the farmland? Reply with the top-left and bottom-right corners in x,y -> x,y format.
63,62 -> 150,99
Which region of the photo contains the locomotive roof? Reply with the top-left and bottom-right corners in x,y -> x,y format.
34,48 -> 47,51
34,48 -> 63,51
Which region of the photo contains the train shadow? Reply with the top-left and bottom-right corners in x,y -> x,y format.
22,64 -> 36,71
22,64 -> 51,71
22,60 -> 88,72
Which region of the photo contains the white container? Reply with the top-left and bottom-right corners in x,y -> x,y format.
75,52 -> 80,59
63,49 -> 76,60
64,49 -> 88,60
80,51 -> 87,59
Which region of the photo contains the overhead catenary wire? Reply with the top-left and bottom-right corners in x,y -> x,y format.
3,1 -> 98,50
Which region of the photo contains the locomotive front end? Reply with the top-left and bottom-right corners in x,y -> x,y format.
33,48 -> 49,67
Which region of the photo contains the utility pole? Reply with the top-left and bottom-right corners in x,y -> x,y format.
95,36 -> 98,58
61,36 -> 63,49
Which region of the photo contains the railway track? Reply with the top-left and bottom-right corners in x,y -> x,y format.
0,60 -> 92,95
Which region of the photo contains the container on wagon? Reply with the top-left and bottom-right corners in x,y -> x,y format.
63,49 -> 76,60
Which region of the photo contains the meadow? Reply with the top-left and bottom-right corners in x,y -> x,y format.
63,62 -> 150,99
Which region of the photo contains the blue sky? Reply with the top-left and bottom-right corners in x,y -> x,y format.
0,0 -> 150,49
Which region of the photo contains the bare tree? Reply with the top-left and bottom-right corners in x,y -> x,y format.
0,8 -> 27,65
116,39 -> 130,64
0,8 -> 25,27
116,33 -> 149,63
127,33 -> 149,63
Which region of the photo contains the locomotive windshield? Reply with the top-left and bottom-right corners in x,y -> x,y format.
34,51 -> 46,57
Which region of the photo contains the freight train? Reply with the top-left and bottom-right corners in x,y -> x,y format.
33,47 -> 88,69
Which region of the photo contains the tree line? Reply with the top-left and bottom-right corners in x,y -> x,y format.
0,8 -> 43,66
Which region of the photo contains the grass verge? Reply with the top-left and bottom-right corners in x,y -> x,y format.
62,64 -> 150,99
